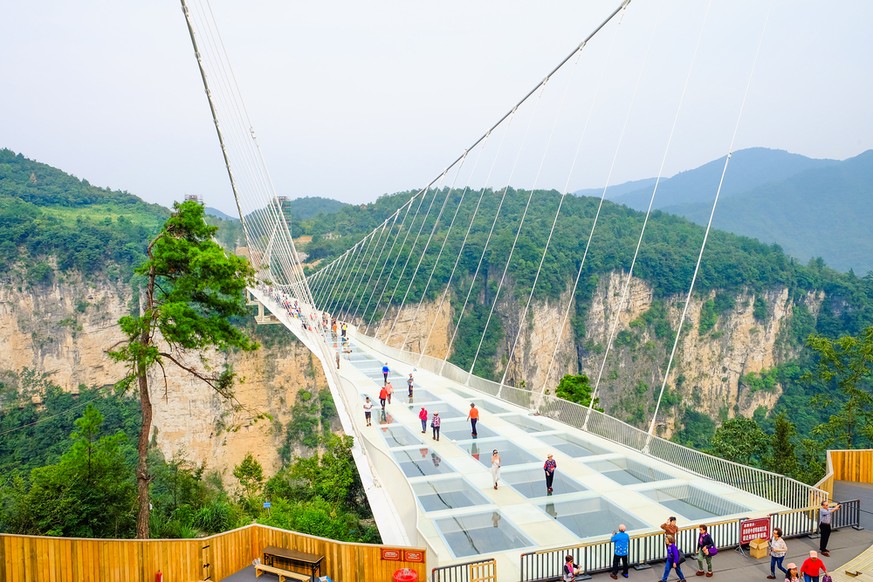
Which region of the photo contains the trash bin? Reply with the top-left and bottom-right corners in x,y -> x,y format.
393,568 -> 418,582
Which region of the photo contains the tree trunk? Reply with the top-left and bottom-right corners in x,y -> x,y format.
136,366 -> 152,538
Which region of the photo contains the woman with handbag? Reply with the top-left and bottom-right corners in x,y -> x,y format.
660,535 -> 687,582
695,524 -> 715,577
768,528 -> 788,579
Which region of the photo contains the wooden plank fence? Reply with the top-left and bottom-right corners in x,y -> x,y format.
0,524 -> 426,582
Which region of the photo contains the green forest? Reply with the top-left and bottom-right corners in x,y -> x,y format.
1,149 -> 871,541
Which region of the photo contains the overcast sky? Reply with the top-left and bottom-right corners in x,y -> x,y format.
2,1 -> 871,215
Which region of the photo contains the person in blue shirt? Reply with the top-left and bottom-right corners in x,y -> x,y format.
381,362 -> 390,385
610,524 -> 630,579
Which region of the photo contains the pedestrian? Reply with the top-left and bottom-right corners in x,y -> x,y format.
818,500 -> 840,556
385,380 -> 394,404
768,528 -> 788,579
660,535 -> 686,582
491,449 -> 501,490
544,454 -> 557,493
382,362 -> 390,385
467,403 -> 479,436
407,372 -> 414,397
694,524 -> 715,577
418,406 -> 428,433
800,550 -> 827,582
363,397 -> 373,427
431,411 -> 441,441
610,523 -> 630,579
341,322 -> 347,337
661,516 -> 679,538
784,563 -> 799,582
379,385 -> 388,410
563,554 -> 582,582
335,349 -> 340,370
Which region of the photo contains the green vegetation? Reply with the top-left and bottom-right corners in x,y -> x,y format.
0,374 -> 376,542
554,374 -> 600,409
108,200 -> 259,538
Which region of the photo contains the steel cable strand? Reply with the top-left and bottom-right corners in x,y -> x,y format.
351,211 -> 402,322
418,148 -> 487,365
361,200 -> 416,334
346,219 -> 393,324
330,240 -> 366,319
467,83 -> 550,383
409,146 -> 487,357
646,1 -> 774,448
377,181 -> 447,343
335,232 -> 381,321
579,4 -> 678,430
387,163 -> 467,343
366,186 -> 433,336
497,44 -> 594,392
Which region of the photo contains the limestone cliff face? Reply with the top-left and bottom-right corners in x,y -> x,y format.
0,272 -> 325,481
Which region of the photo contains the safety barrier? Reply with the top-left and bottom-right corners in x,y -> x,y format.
431,557 -> 497,582
518,503 -> 861,581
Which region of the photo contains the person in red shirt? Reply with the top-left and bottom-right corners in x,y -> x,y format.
800,550 -> 827,582
379,386 -> 388,410
418,406 -> 428,433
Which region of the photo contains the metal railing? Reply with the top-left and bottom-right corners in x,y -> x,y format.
431,558 -> 497,582
519,503 -> 862,581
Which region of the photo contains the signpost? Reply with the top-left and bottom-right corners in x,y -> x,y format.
740,517 -> 771,544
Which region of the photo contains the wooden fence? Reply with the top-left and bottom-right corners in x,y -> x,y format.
0,524 -> 426,582
816,449 -> 873,497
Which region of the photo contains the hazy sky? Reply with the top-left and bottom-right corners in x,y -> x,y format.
2,1 -> 871,216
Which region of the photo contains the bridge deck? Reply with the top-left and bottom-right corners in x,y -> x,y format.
253,289 -> 790,576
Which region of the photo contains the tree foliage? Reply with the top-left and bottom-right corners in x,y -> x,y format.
710,417 -> 768,466
108,200 -> 258,538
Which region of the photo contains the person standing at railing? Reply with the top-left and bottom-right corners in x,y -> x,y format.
768,528 -> 788,579
563,554 -> 582,582
818,501 -> 840,557
609,523 -> 630,579
661,516 -> 679,538
694,524 -> 715,578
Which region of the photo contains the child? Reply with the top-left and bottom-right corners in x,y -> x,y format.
784,562 -> 799,582
563,554 -> 581,581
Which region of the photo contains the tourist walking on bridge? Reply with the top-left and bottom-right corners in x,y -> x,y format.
363,397 -> 373,427
491,449 -> 501,490
660,535 -> 686,582
768,528 -> 788,579
467,403 -> 479,436
544,454 -> 557,493
407,372 -> 414,397
610,523 -> 630,579
382,362 -> 390,384
800,550 -> 827,582
418,406 -> 428,433
385,380 -> 394,404
430,411 -> 441,440
379,385 -> 388,410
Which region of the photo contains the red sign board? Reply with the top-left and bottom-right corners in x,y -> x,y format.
403,550 -> 424,563
381,548 -> 401,561
740,517 -> 771,544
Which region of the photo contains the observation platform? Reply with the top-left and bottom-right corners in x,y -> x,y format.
251,287 -> 821,578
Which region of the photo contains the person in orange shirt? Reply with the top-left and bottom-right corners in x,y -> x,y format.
379,385 -> 388,410
467,403 -> 480,436
661,516 -> 679,537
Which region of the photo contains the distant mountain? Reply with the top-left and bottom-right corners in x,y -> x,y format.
205,206 -> 238,222
671,150 -> 873,274
285,196 -> 349,221
585,148 -> 871,274
607,148 -> 839,210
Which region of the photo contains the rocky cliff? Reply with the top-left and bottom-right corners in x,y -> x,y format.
0,270 -> 327,482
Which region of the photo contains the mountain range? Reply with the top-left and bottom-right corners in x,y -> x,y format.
575,147 -> 873,274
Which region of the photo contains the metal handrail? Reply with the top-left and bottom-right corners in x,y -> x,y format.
431,557 -> 497,582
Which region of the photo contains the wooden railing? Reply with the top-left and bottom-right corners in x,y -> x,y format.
0,524 -> 427,582
815,449 -> 873,497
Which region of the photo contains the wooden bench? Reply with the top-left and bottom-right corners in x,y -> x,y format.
254,562 -> 310,582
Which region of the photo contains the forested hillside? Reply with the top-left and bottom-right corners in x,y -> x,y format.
597,147 -> 873,274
